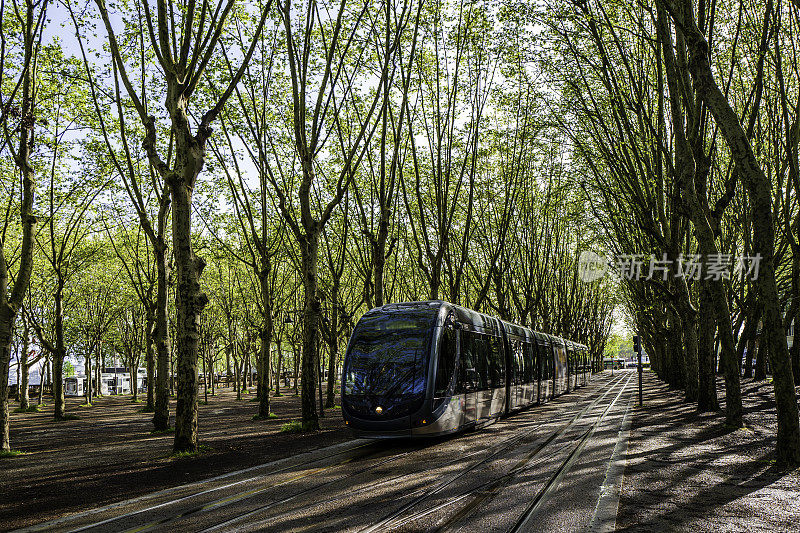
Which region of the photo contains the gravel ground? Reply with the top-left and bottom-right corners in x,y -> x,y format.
617,372 -> 800,532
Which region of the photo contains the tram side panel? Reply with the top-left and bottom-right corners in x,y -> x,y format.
553,339 -> 568,396
536,338 -> 553,402
522,341 -> 536,406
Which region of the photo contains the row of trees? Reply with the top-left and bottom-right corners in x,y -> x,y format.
1,0 -> 614,454
548,0 -> 800,466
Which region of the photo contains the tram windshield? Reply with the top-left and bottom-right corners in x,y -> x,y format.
343,308 -> 437,416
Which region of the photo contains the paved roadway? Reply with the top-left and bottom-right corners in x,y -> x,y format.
17,371 -> 637,533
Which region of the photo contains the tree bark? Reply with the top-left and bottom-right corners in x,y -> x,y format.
787,252 -> 799,383
153,243 -> 170,430
325,332 -> 338,409
697,282 -> 719,411
170,153 -> 207,451
20,359 -> 30,410
258,266 -> 273,419
300,232 -> 321,430
53,282 -> 66,420
0,333 -> 12,449
274,341 -> 283,397
85,349 -> 92,406
293,344 -> 299,396
145,304 -> 155,411
755,334 -> 768,380
744,337 -> 755,379
20,321 -> 30,409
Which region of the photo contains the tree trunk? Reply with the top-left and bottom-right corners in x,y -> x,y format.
246,354 -> 252,390
53,283 -> 66,420
787,254 -> 799,383
235,356 -> 241,401
791,322 -> 799,384
20,324 -> 30,410
697,282 -> 719,411
166,88 -> 211,452
744,338 -> 755,379
258,267 -> 273,419
225,344 -> 233,384
171,168 -> 206,452
95,351 -> 101,396
709,282 -> 741,426
666,313 -> 684,389
680,309 -> 700,402
0,330 -> 12,451
740,304 -> 761,379
241,356 -> 248,394
325,334 -> 338,409
755,335 -> 767,380
202,352 -> 207,404
85,349 -> 92,405
20,361 -> 30,410
153,243 -> 170,430
325,284 -> 340,409
38,359 -> 45,405
300,232 -> 321,430
132,360 -> 139,402
293,344 -> 299,395
274,342 -> 283,397
373,221 -> 389,307
145,305 -> 155,411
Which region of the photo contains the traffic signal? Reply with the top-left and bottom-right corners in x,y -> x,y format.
633,335 -> 641,352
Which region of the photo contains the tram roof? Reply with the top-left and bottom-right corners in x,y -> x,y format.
370,301 -> 588,348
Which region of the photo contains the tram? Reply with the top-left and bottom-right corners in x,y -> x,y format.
341,300 -> 591,438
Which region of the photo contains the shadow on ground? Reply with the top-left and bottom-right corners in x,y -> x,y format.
617,373 -> 800,532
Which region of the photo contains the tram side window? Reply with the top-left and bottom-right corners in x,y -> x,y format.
488,335 -> 504,388
458,331 -> 477,393
434,327 -> 457,397
474,334 -> 490,390
522,342 -> 535,383
540,343 -> 552,380
509,340 -> 520,385
459,331 -> 505,391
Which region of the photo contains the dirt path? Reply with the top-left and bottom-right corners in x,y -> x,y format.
0,389 -> 349,531
617,372 -> 800,532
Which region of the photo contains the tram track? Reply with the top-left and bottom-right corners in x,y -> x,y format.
199,422 -> 533,532
197,374 -> 626,533
34,373 -> 626,533
509,373 -> 633,532
398,373 -> 632,533
192,378 -> 622,532
373,373 -> 632,533
358,373 -> 631,533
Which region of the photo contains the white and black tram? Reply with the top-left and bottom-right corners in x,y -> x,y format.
341,300 -> 591,438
